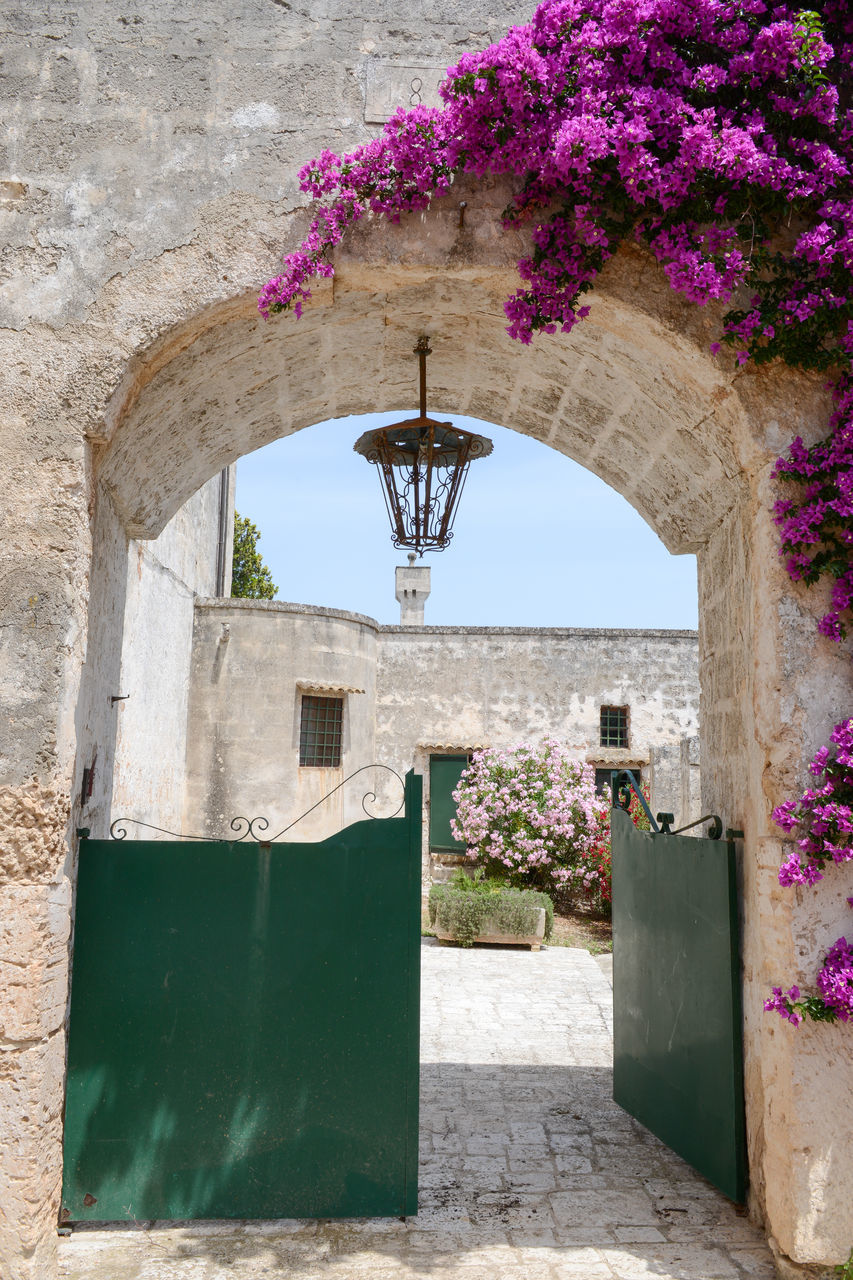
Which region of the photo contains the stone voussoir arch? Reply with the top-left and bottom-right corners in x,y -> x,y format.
1,5 -> 850,1269
76,191 -> 853,1270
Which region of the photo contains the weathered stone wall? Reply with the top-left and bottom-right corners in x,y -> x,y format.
1,0 -> 852,1275
184,600 -> 701,870
0,342 -> 89,1280
184,600 -> 380,841
108,471 -> 233,833
376,623 -> 701,872
683,361 -> 853,1266
724,370 -> 853,1267
0,456 -> 230,1280
1,1 -> 531,332
73,469 -> 233,841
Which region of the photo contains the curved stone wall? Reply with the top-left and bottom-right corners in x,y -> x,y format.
185,599 -> 380,841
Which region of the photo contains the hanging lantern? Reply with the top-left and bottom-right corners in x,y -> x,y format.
353,337 -> 493,553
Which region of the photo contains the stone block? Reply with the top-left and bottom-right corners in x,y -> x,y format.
0,879 -> 70,1085
0,1032 -> 65,1280
0,784 -> 69,884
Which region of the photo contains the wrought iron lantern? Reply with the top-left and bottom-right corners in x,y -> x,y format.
353,336 -> 493,553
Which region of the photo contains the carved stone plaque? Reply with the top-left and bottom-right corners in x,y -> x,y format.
364,62 -> 447,124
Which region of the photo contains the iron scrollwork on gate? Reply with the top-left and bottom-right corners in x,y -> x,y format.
105,763 -> 406,843
610,768 -> 723,840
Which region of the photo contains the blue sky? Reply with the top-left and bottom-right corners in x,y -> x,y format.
235,413 -> 698,629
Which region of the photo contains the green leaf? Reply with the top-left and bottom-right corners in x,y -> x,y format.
231,512 -> 278,600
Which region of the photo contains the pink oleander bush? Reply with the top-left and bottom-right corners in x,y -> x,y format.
259,0 -> 853,644
450,739 -> 611,906
765,718 -> 853,1026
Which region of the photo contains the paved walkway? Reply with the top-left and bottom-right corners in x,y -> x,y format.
59,942 -> 776,1280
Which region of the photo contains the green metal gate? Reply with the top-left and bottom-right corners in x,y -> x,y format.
62,771 -> 422,1222
611,786 -> 746,1203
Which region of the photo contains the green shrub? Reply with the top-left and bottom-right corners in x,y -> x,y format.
428,876 -> 553,948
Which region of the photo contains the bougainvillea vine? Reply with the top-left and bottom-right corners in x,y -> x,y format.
773,717 -> 853,886
765,718 -> 853,1026
259,0 -> 853,643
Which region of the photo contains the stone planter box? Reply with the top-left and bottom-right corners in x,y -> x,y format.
434,906 -> 546,951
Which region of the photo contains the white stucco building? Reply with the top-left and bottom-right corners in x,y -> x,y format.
179,557 -> 701,887
86,467 -> 701,883
90,467 -> 701,882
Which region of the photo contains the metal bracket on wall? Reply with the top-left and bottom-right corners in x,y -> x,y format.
659,812 -> 724,840
611,769 -> 723,840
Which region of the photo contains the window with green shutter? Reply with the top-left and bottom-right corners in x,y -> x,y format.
428,754 -> 471,851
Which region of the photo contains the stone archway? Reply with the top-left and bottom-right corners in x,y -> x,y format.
3,194 -> 850,1280
68,209 -> 850,1272
1,5 -> 851,1275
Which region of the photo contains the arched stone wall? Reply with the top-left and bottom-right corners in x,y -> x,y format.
83,229 -> 853,1276
1,4 -> 851,1278
101,263 -> 742,554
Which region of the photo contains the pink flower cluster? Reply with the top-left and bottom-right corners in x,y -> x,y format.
450,738 -> 610,899
772,718 -> 853,887
764,930 -> 853,1027
773,376 -> 853,642
817,934 -> 853,1020
764,984 -> 807,1027
766,720 -> 853,1027
257,115 -> 455,320
260,0 -> 853,645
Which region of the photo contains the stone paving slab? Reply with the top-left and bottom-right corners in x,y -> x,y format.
59,941 -> 777,1280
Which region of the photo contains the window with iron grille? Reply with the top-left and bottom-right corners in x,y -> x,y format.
299,695 -> 343,767
600,705 -> 629,749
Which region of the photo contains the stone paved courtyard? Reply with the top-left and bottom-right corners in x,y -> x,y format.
59,942 -> 777,1280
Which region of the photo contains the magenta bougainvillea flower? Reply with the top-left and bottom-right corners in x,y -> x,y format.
764,936 -> 853,1027
767,720 -> 853,1027
773,718 -> 853,886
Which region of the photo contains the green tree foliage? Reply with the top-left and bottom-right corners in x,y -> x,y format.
231,512 -> 277,599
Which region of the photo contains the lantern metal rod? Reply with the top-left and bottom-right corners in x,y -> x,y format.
416,335 -> 430,417
413,336 -> 432,546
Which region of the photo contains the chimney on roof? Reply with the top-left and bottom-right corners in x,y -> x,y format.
395,552 -> 431,626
